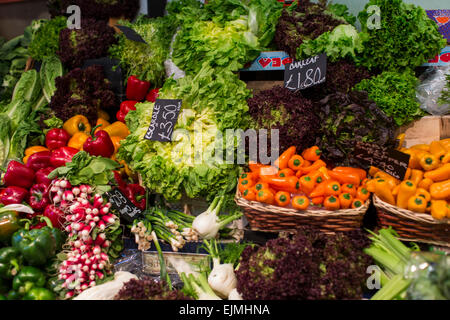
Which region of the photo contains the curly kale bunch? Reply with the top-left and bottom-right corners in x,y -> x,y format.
247,86 -> 319,154
274,0 -> 348,57
58,18 -> 117,69
48,0 -> 140,21
49,65 -> 117,125
235,226 -> 372,300
115,278 -> 192,300
316,90 -> 396,166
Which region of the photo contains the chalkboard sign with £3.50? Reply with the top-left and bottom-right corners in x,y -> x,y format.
354,141 -> 410,180
144,99 -> 182,142
106,188 -> 142,223
284,53 -> 327,91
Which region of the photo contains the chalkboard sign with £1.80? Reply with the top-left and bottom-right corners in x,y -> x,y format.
106,188 -> 142,223
284,53 -> 327,91
353,141 -> 410,180
144,99 -> 182,142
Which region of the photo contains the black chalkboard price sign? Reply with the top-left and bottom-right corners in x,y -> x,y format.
354,141 -> 410,180
284,53 -> 327,91
115,25 -> 147,44
106,188 -> 143,223
144,99 -> 182,142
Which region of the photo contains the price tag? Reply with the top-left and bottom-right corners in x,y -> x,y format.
354,142 -> 410,180
106,188 -> 143,223
144,99 -> 182,142
284,53 -> 327,91
115,25 -> 147,44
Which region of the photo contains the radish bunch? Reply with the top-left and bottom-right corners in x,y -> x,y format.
49,179 -> 120,298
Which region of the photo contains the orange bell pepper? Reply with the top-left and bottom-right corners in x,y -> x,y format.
110,136 -> 122,155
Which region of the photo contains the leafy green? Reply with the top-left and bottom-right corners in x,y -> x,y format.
357,0 -> 446,72
296,24 -> 364,63
0,115 -> 11,166
11,69 -> 41,103
28,16 -> 67,61
48,151 -> 119,191
40,56 -> 63,103
109,15 -> 177,87
118,65 -> 250,203
8,113 -> 45,162
354,69 -> 425,126
327,3 -> 356,25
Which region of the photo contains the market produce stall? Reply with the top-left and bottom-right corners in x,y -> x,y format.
0,0 -> 449,303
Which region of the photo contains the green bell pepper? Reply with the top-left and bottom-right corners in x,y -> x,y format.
12,266 -> 46,296
11,226 -> 56,267
0,247 -> 23,279
23,287 -> 55,300
0,210 -> 22,245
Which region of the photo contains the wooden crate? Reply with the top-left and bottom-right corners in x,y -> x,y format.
397,115 -> 450,147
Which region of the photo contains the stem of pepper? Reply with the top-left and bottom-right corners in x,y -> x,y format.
40,216 -> 54,228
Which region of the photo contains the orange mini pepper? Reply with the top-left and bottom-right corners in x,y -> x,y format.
356,186 -> 370,201
261,175 -> 298,191
311,197 -> 324,206
274,146 -> 296,170
256,189 -> 275,205
339,193 -> 353,209
249,162 -> 264,175
332,167 -> 367,181
324,195 -> 340,211
238,177 -> 255,193
351,199 -> 364,209
328,170 -> 360,186
288,155 -> 304,171
242,188 -> 256,201
324,181 -> 341,196
300,159 -> 326,175
299,175 -> 315,195
292,196 -> 310,210
309,170 -> 325,184
302,146 -> 322,162
253,181 -> 269,193
341,184 -> 357,197
275,191 -> 291,207
309,180 -> 328,198
278,168 -> 295,178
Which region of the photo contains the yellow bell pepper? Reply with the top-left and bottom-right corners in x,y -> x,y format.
418,178 -> 434,191
397,180 -> 417,209
429,141 -> 447,161
94,118 -> 111,134
102,121 -> 130,139
415,188 -> 431,202
409,169 -> 423,186
429,180 -> 450,200
110,136 -> 122,155
431,200 -> 447,220
419,153 -> 440,171
98,109 -> 110,121
68,132 -> 89,150
23,146 -> 49,164
423,163 -> 450,182
63,115 -> 92,136
408,196 -> 427,213
374,179 -> 396,205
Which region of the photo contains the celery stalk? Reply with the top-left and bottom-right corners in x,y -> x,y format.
371,274 -> 411,300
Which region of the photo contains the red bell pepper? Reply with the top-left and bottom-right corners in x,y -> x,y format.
117,100 -> 138,123
120,184 -> 146,210
83,126 -> 115,158
113,171 -> 127,190
146,88 -> 160,103
126,75 -> 150,101
0,186 -> 28,205
28,184 -> 50,212
2,160 -> 35,189
35,167 -> 55,186
50,147 -> 79,168
26,151 -> 52,172
43,204 -> 65,230
45,128 -> 71,151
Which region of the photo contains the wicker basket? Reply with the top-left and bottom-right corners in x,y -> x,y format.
374,195 -> 450,247
234,189 -> 370,233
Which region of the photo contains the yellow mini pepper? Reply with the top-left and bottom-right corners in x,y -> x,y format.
429,180 -> 450,200
418,178 -> 434,191
408,196 -> 427,213
374,179 -> 396,205
423,163 -> 450,182
415,188 -> 431,202
429,141 -> 447,161
402,149 -> 421,170
441,151 -> 450,164
409,169 -> 423,186
411,144 -> 431,152
68,132 -> 89,150
102,121 -> 130,139
419,153 -> 440,171
431,200 -> 448,220
374,171 -> 399,190
397,180 -> 417,209
63,115 -> 92,136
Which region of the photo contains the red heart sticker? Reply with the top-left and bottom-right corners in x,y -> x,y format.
258,58 -> 271,68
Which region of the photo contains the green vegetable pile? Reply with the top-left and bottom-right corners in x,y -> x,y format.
119,65 -> 251,204
109,15 -> 177,87
28,16 -> 67,62
354,69 -> 425,126
357,0 -> 446,72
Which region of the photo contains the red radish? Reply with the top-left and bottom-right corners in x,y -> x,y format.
96,271 -> 104,279
101,214 -> 115,224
